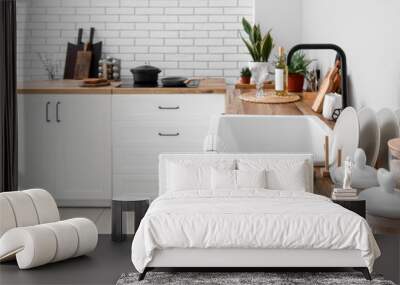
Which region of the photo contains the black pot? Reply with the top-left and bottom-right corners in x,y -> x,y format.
130,65 -> 161,85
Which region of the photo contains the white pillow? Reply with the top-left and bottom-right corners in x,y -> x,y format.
211,169 -> 267,190
166,159 -> 235,192
211,168 -> 236,190
237,159 -> 310,192
237,169 -> 267,189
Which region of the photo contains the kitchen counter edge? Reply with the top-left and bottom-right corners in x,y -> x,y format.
17,79 -> 227,95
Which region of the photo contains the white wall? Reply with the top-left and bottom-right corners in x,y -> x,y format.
301,0 -> 400,110
16,0 -> 253,83
254,0 -> 302,56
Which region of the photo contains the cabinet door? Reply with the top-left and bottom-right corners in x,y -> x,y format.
54,95 -> 111,206
18,95 -> 59,197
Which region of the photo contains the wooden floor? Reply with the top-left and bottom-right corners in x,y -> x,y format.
0,235 -> 133,285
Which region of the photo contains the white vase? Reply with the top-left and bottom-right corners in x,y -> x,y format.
248,62 -> 271,97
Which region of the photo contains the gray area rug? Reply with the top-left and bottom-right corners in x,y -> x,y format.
116,272 -> 396,285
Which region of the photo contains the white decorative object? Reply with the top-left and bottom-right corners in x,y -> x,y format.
0,189 -> 98,269
342,156 -> 353,190
358,107 -> 380,166
248,62 -> 270,97
332,148 -> 378,190
359,169 -> 400,219
376,108 -> 399,168
331,187 -> 358,200
394,109 -> 400,130
388,138 -> 400,188
322,93 -> 342,120
329,107 -> 360,167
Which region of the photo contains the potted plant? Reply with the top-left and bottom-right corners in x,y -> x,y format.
240,67 -> 252,84
241,17 -> 274,97
287,51 -> 313,92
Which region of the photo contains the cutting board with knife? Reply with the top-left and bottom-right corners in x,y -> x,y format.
63,27 -> 102,79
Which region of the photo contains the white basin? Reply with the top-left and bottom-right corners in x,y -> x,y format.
205,115 -> 333,166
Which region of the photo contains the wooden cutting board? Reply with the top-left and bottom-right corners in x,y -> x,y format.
239,91 -> 301,104
312,67 -> 339,113
63,28 -> 84,79
74,43 -> 92,80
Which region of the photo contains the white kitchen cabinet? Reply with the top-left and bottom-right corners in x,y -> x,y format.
112,94 -> 225,198
18,94 -> 112,206
18,95 -> 59,194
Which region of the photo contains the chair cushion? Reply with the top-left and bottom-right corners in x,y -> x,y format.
24,189 -> 59,224
0,196 -> 17,237
0,218 -> 97,269
0,192 -> 39,227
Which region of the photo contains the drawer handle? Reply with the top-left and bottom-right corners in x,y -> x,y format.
56,101 -> 61,123
158,106 -> 180,110
45,101 -> 51,122
158,132 -> 180,136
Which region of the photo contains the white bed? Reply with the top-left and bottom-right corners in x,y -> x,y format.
131,153 -> 380,280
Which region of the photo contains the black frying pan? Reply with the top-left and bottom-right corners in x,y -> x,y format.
161,76 -> 187,87
161,77 -> 200,87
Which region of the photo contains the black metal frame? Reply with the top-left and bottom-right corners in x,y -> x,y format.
138,267 -> 371,281
287,43 -> 348,108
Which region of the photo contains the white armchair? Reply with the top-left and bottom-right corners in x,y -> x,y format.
0,189 -> 98,269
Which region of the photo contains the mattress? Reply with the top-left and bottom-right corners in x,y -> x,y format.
131,190 -> 380,273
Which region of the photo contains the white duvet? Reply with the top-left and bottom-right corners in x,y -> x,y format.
131,190 -> 380,273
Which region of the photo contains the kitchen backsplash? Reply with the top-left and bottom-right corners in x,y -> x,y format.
16,0 -> 253,83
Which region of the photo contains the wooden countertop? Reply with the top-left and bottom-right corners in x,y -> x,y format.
226,89 -> 335,129
17,78 -> 226,95
17,80 -> 116,94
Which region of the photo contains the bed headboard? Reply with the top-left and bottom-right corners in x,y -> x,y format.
158,153 -> 314,195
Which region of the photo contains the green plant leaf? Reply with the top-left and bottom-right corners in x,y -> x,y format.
251,25 -> 259,45
264,33 -> 272,61
242,17 -> 252,36
241,19 -> 274,62
241,34 -> 257,61
254,41 -> 262,61
256,25 -> 262,43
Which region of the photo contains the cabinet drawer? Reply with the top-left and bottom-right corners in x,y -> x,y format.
113,174 -> 158,197
112,120 -> 210,147
112,94 -> 225,121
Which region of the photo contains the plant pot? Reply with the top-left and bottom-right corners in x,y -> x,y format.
288,73 -> 305,92
240,76 -> 251,84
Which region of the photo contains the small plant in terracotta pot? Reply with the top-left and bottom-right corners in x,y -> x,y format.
240,67 -> 252,84
287,51 -> 313,92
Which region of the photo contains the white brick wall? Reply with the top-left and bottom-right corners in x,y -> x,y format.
16,0 -> 253,83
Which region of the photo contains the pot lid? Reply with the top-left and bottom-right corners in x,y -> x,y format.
130,65 -> 161,74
